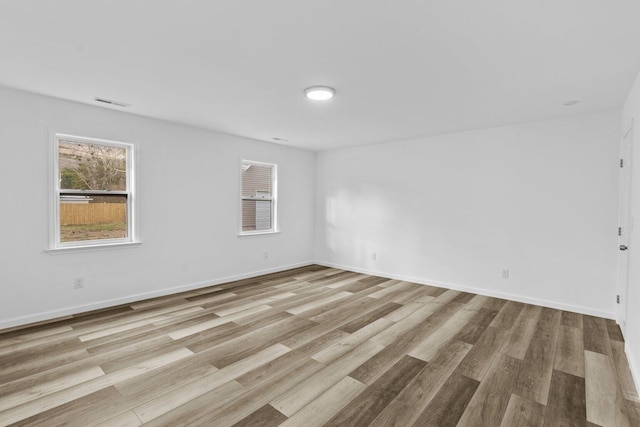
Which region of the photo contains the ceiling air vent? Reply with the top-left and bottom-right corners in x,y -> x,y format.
94,97 -> 131,108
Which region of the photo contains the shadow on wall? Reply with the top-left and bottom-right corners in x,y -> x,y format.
324,183 -> 446,274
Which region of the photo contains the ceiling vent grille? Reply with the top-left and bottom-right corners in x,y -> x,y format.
94,97 -> 131,108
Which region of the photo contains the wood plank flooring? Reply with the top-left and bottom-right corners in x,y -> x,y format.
0,265 -> 638,426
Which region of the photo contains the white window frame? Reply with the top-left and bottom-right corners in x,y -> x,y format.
239,159 -> 278,236
49,133 -> 137,251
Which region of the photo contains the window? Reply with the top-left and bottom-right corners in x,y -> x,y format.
51,134 -> 135,249
241,160 -> 277,234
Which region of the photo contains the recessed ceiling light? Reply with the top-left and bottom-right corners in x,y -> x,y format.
304,86 -> 336,101
563,100 -> 580,106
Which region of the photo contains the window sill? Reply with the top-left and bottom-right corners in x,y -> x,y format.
237,230 -> 281,238
45,241 -> 142,255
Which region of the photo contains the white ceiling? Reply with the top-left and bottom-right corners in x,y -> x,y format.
1,1 -> 639,151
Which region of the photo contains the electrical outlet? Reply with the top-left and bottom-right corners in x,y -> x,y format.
501,269 -> 509,279
371,253 -> 377,261
263,251 -> 269,259
73,277 -> 84,289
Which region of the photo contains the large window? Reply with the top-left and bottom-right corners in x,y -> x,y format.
241,160 -> 277,234
51,134 -> 135,249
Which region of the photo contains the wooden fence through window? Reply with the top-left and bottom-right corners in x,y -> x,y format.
60,203 -> 126,225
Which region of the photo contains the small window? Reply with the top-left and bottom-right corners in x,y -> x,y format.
51,134 -> 135,249
241,160 -> 277,234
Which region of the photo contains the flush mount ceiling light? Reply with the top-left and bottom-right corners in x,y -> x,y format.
304,86 -> 336,101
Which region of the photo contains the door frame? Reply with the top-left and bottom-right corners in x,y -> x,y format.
618,120 -> 634,333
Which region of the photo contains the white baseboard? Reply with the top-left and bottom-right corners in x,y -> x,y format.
0,258 -> 617,328
3,258 -> 634,396
0,261 -> 314,331
315,260 -> 616,319
625,340 -> 640,401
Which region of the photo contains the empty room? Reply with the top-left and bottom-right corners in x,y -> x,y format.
1,1 -> 640,426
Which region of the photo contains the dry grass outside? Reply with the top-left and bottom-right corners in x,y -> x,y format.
60,223 -> 126,242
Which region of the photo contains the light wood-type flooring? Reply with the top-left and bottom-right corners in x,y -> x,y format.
1,265 -> 639,426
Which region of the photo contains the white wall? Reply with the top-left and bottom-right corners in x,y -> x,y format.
0,81 -> 629,356
622,71 -> 640,390
0,86 -> 315,329
315,111 -> 621,318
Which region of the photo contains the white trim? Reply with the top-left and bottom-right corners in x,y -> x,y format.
617,119 -> 634,332
0,261 -> 313,331
315,260 -> 617,319
49,132 -> 137,250
48,131 -> 58,248
237,230 -> 282,238
626,344 -> 640,402
44,241 -> 142,254
239,159 -> 278,235
3,258 -> 618,326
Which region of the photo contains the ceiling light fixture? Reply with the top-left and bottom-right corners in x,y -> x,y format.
563,100 -> 580,106
304,86 -> 336,101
